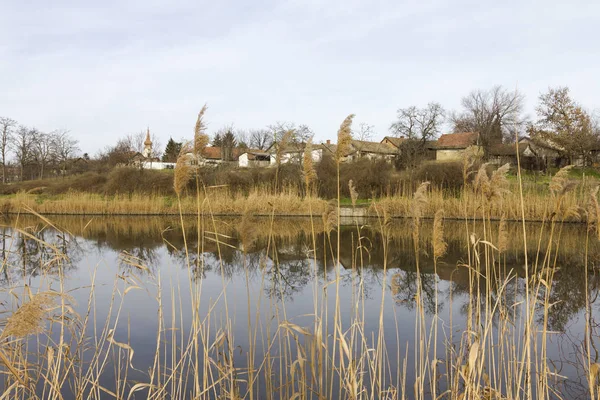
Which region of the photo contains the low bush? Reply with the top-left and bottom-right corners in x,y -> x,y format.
104,168 -> 174,196
414,161 -> 464,190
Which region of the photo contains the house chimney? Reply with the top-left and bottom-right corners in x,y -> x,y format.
326,140 -> 331,145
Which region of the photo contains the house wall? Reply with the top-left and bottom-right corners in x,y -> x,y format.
436,149 -> 464,161
311,149 -> 323,163
275,149 -> 322,165
381,138 -> 399,149
350,152 -> 396,162
141,161 -> 176,170
239,153 -> 249,168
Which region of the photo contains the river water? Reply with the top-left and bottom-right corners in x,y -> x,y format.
0,215 -> 597,399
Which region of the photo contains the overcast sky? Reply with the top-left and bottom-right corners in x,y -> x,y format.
1,0 -> 599,155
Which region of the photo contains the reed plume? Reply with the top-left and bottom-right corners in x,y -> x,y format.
432,209 -> 447,260
323,201 -> 337,236
461,145 -> 482,186
336,114 -> 355,163
174,142 -> 194,197
348,180 -> 358,208
303,137 -> 317,194
194,104 -> 209,157
549,165 -> 575,197
2,291 -> 59,338
473,163 -> 490,197
588,185 -> 600,240
474,163 -> 510,202
275,129 -> 294,166
411,181 -> 429,250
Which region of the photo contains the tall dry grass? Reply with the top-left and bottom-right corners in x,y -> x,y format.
0,162 -> 598,399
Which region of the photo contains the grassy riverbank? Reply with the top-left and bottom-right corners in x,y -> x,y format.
0,174 -> 595,222
1,163 -> 599,221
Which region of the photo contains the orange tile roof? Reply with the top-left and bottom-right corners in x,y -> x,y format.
436,132 -> 479,149
201,147 -> 250,161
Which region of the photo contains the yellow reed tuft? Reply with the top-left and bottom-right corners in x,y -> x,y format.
348,179 -> 358,208
275,129 -> 294,166
411,181 -> 430,249
303,137 -> 317,194
194,104 -> 209,157
550,165 -> 575,197
174,142 -> 194,197
2,292 -> 58,338
336,114 -> 355,163
432,209 -> 447,260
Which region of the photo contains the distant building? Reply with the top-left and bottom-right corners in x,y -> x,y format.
380,136 -> 405,149
266,142 -> 328,165
434,132 -> 480,161
345,140 -> 398,162
143,128 -> 153,158
130,128 -> 176,170
238,151 -> 273,168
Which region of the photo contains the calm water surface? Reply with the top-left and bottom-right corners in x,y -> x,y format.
0,215 -> 598,399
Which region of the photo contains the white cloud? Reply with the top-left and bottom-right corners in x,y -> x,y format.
0,0 -> 599,155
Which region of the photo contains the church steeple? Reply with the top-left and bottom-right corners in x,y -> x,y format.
143,127 -> 153,158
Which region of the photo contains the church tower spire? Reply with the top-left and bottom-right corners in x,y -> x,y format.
143,127 -> 153,158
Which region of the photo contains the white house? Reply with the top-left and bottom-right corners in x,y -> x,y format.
267,142 -> 329,165
238,151 -> 273,168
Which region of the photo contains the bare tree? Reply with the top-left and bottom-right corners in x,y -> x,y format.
451,86 -> 524,157
249,129 -> 273,150
99,138 -> 134,166
353,122 -> 375,141
12,126 -> 36,181
53,130 -> 80,175
33,132 -> 56,179
390,103 -> 445,141
390,103 -> 445,168
0,117 -> 17,183
268,122 -> 313,144
235,129 -> 249,149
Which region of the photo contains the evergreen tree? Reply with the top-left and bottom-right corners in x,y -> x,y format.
162,137 -> 183,162
212,133 -> 223,147
221,130 -> 237,161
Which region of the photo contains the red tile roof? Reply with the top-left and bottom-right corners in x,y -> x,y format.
436,132 -> 479,149
201,147 -> 246,160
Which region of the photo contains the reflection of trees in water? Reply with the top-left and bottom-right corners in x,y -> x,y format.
0,226 -> 80,286
537,263 -> 600,332
390,270 -> 439,314
3,216 -> 600,332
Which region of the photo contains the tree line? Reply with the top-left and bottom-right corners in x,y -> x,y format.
0,118 -> 80,182
160,85 -> 600,167
3,84 -> 599,184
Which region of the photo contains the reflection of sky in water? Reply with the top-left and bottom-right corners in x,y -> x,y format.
0,217 -> 597,399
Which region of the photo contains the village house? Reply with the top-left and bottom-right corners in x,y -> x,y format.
266,142 -> 329,165
434,132 -> 480,161
345,140 -> 398,162
238,151 -> 273,168
488,142 -> 537,169
380,136 -> 405,149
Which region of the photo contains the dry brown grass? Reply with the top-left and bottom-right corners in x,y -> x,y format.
2,186 -> 328,216
2,291 -> 59,338
0,162 -> 598,399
